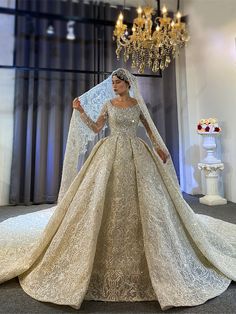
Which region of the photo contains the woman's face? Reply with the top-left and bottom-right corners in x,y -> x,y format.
112,75 -> 129,95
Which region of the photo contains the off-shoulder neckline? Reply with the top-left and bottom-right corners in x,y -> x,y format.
109,99 -> 139,110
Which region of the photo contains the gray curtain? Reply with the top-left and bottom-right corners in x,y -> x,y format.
10,0 -> 179,205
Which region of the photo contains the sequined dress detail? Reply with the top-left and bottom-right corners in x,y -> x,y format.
0,101 -> 236,310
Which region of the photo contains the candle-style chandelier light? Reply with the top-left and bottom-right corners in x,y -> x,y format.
113,1 -> 190,73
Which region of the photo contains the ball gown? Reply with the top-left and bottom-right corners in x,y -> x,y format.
0,100 -> 235,310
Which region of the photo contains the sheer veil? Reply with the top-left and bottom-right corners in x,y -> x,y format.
58,68 -> 179,202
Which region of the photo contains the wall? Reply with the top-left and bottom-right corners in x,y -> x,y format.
176,0 -> 236,202
0,0 -> 15,205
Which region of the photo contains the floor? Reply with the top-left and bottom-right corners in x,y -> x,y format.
0,193 -> 235,313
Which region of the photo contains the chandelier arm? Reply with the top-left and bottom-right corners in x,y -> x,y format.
157,0 -> 160,18
117,36 -> 131,47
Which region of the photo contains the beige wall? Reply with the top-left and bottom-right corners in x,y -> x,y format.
176,0 -> 236,202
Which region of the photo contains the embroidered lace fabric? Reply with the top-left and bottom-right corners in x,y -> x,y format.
0,101 -> 236,311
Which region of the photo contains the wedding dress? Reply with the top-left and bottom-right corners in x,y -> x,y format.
0,69 -> 236,311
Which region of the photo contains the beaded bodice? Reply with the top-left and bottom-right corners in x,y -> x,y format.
107,101 -> 141,138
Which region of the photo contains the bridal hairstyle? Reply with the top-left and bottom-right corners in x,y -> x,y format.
112,69 -> 131,88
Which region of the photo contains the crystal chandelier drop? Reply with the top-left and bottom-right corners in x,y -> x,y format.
113,3 -> 190,73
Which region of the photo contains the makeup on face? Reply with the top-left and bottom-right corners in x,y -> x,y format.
112,76 -> 129,94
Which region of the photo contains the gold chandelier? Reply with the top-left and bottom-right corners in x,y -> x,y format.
113,3 -> 190,73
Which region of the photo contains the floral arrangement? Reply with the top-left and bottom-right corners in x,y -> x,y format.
197,118 -> 221,133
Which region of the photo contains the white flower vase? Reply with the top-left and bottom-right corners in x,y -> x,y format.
199,132 -> 221,164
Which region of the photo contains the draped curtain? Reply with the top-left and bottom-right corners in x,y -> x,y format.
10,0 -> 179,205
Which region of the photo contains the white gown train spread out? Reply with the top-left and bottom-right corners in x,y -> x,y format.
0,101 -> 235,310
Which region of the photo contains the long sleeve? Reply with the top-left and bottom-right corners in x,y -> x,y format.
139,112 -> 161,150
80,102 -> 108,134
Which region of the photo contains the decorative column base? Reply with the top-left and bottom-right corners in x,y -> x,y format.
198,163 -> 227,206
199,195 -> 227,206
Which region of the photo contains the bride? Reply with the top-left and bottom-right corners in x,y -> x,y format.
0,68 -> 235,311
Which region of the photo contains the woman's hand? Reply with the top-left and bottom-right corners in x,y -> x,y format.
72,97 -> 84,113
156,148 -> 169,164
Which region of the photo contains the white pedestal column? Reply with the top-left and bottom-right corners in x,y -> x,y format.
198,132 -> 227,206
198,163 -> 227,205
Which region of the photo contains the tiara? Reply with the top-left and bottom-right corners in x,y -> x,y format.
112,69 -> 129,83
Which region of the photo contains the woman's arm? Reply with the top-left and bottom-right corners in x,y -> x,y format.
72,98 -> 108,133
140,112 -> 169,163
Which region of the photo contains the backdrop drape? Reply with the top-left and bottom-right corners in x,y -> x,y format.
10,0 -> 179,205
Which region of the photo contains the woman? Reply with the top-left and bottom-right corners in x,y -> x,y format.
73,70 -> 168,162
0,68 -> 235,311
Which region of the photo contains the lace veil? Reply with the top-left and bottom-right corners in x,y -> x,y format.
58,68 -> 179,202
